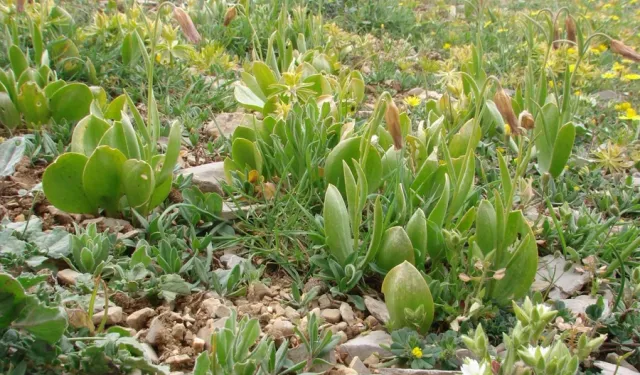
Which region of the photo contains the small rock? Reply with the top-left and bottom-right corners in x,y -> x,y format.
192,337 -> 205,353
177,162 -> 225,194
321,309 -> 342,324
364,315 -> 380,329
533,255 -> 591,299
204,112 -> 247,138
146,316 -> 168,346
92,306 -> 124,326
57,269 -> 81,285
331,322 -> 348,334
303,277 -> 327,294
214,304 -> 232,318
250,282 -> 274,301
184,330 -> 194,344
318,294 -> 332,309
406,87 -> 426,98
594,361 -> 640,375
47,206 -> 74,225
338,331 -> 393,363
364,296 -> 389,324
172,323 -> 186,341
363,354 -> 380,366
201,298 -> 223,317
596,90 -> 620,101
560,295 -> 611,317
126,307 -> 156,330
220,253 -> 245,269
606,353 -> 638,371
285,306 -> 301,321
349,356 -> 371,374
197,317 -> 229,350
336,331 -> 348,344
83,217 -> 132,233
340,303 -> 357,325
330,365 -> 358,375
165,354 -> 190,366
268,318 -> 295,338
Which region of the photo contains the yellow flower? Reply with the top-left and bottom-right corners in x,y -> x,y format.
610,15 -> 620,21
504,123 -> 512,136
412,347 -> 423,358
443,43 -> 451,50
496,147 -> 505,154
574,90 -> 581,96
404,95 -> 422,107
620,108 -> 640,120
590,47 -> 602,55
569,64 -> 576,73
497,28 -> 507,33
615,102 -> 632,111
623,73 -> 640,81
603,3 -> 612,8
613,62 -> 625,71
598,44 -> 608,52
484,20 -> 492,27
567,47 -> 577,55
601,71 -> 617,79
548,80 -> 554,88
573,186 -> 580,191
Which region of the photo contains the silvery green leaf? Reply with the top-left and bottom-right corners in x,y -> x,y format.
0,137 -> 26,177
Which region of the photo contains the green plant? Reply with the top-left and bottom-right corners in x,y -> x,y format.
0,43 -> 95,131
462,297 -> 606,375
383,328 -> 461,370
382,261 -> 434,334
0,273 -> 68,344
42,31 -> 182,218
67,222 -> 116,275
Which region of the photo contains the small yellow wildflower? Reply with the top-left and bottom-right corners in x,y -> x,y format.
574,90 -> 581,96
567,47 -> 577,55
412,347 -> 423,358
598,44 -> 608,52
569,64 -> 576,73
610,15 -> 620,21
623,73 -> 640,81
613,62 -> 625,71
602,3 -> 612,8
496,147 -> 505,154
443,43 -> 451,50
381,23 -> 385,29
484,20 -> 492,27
497,28 -> 508,33
615,102 -> 632,111
620,108 -> 640,120
438,160 -> 446,166
590,47 -> 602,55
548,80 -> 554,88
601,71 -> 617,79
573,186 -> 580,191
504,123 -> 512,136
404,96 -> 422,107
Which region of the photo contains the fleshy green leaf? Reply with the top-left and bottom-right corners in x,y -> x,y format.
43,153 -> 97,214
49,83 -> 93,123
83,146 -> 127,216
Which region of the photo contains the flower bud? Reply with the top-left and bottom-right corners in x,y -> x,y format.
17,0 -> 25,12
610,39 -> 640,62
224,6 -> 237,27
519,110 -> 535,130
565,16 -> 576,44
385,99 -> 403,150
173,7 -> 201,44
494,89 -> 519,134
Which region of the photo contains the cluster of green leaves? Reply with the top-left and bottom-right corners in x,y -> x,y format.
193,310 -> 340,375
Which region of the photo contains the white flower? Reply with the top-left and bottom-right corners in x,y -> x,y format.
526,345 -> 550,358
535,303 -> 553,315
461,359 -> 487,375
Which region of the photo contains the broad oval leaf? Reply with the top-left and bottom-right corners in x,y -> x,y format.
122,159 -> 155,208
49,83 -> 93,123
83,146 -> 127,216
43,153 -> 97,214
376,226 -> 415,271
71,115 -> 111,156
324,137 -> 382,196
323,184 -> 353,266
382,261 -> 434,334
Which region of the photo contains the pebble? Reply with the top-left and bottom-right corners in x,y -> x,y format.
321,309 -> 342,324
364,296 -> 389,324
340,302 -> 357,325
92,306 -> 124,326
126,307 -> 156,330
172,323 -> 186,341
